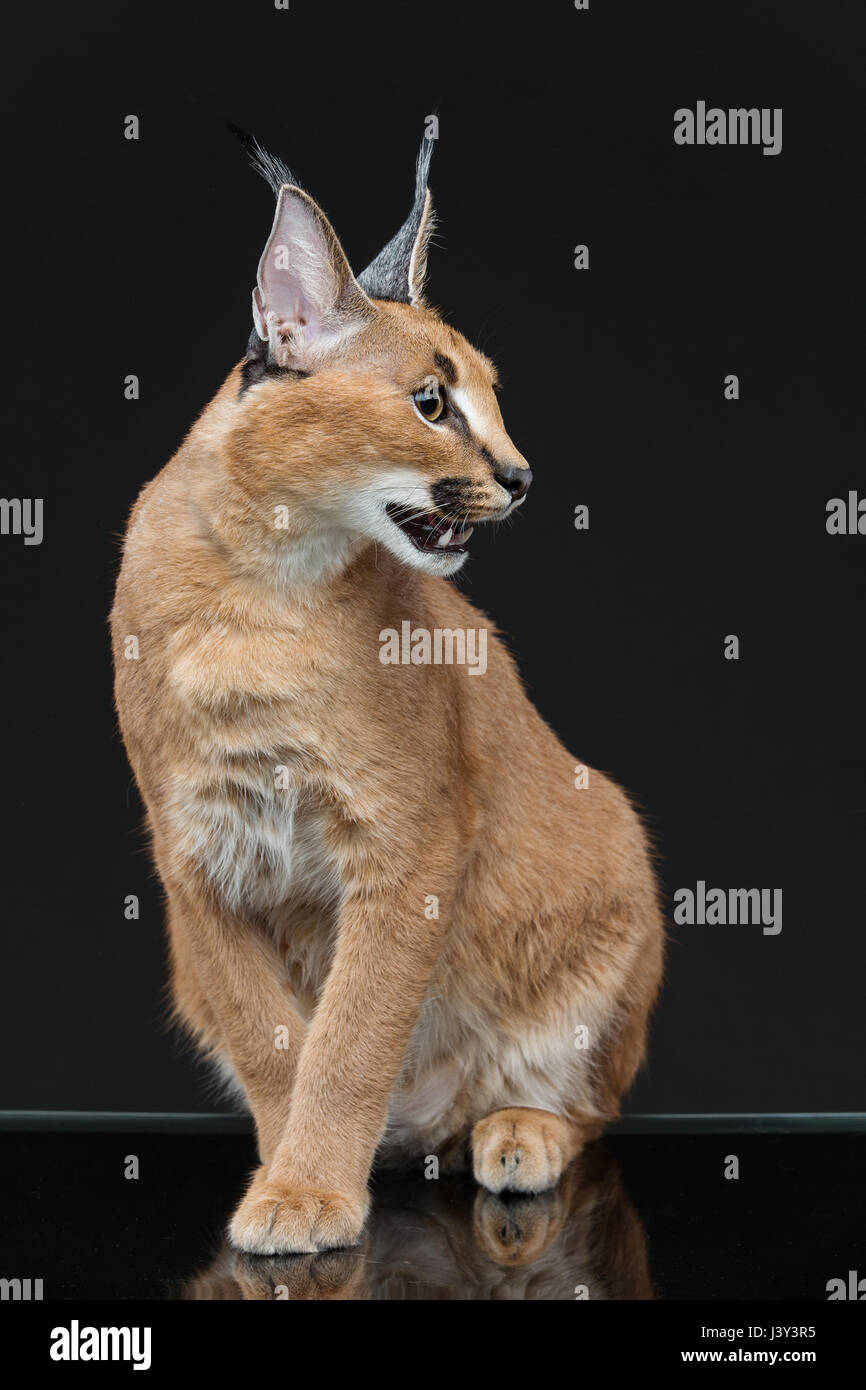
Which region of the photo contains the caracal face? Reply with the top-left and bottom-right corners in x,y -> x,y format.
232,136 -> 532,579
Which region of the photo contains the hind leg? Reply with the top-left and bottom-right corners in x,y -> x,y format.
471,1107 -> 592,1194
471,890 -> 663,1195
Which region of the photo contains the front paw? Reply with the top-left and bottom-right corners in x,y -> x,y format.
228,1167 -> 368,1256
472,1107 -> 575,1195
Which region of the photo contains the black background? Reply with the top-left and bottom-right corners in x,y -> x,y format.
1,1 -> 863,1115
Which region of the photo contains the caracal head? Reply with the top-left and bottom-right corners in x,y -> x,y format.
226,131 -> 532,579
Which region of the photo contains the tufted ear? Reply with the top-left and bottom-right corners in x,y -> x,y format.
251,180 -> 372,369
357,135 -> 436,306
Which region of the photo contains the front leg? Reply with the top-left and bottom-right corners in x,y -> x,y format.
166,882 -> 307,1166
229,875 -> 450,1255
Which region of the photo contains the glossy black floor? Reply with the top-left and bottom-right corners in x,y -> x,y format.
1,1130 -> 862,1300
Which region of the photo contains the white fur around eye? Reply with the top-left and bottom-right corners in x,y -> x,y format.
449,385 -> 490,437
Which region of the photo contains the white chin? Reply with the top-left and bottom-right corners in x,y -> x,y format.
380,527 -> 469,576
361,512 -> 469,576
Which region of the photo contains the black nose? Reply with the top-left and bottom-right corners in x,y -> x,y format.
493,461 -> 533,500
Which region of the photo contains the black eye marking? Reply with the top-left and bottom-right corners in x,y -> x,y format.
433,351 -> 458,386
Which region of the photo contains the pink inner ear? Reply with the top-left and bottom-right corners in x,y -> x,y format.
254,188 -> 337,357
252,287 -> 296,366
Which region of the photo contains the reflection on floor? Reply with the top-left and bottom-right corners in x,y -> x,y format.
1,1131 -> 863,1299
185,1147 -> 650,1300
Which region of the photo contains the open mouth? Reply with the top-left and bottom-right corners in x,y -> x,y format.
385,504 -> 474,555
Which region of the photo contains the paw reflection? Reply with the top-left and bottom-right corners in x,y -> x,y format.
186,1244 -> 369,1301
473,1188 -> 565,1267
182,1143 -> 653,1300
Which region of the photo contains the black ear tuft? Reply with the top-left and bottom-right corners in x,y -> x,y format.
357,133 -> 436,304
228,123 -> 302,195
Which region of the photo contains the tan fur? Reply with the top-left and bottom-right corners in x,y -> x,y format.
111,181 -> 663,1256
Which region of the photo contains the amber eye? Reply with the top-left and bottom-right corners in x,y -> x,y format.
413,378 -> 445,422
